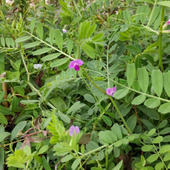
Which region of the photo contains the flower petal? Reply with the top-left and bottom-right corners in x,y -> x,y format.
69,61 -> 76,69
74,65 -> 80,71
74,126 -> 80,135
106,88 -> 112,95
69,125 -> 75,137
76,59 -> 84,66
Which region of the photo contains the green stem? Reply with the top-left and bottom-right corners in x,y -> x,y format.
82,68 -> 131,134
82,68 -> 106,94
109,96 -> 132,134
106,46 -> 110,88
20,50 -> 30,82
158,6 -> 164,71
105,147 -> 109,169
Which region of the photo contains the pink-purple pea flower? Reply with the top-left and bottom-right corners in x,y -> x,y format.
166,20 -> 170,25
69,125 -> 80,137
106,87 -> 116,96
69,59 -> 83,71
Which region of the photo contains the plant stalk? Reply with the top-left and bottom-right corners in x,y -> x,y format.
158,6 -> 164,71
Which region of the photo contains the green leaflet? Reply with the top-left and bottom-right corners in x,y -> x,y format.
131,95 -> 146,105
32,48 -> 52,55
157,1 -> 170,8
50,58 -> 69,68
144,98 -> 160,109
36,22 -> 44,40
113,88 -> 129,99
163,71 -> 170,97
152,70 -> 163,97
127,63 -> 136,87
158,103 -> 170,114
137,67 -> 149,93
41,53 -> 61,61
15,36 -> 31,43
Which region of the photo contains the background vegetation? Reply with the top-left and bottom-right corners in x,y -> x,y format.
0,0 -> 170,169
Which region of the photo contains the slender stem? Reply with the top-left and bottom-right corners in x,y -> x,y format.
24,31 -> 75,61
20,50 -> 30,82
106,46 -> 110,88
105,147 -> 109,169
82,69 -> 131,134
109,96 -> 132,134
82,69 -> 106,94
158,6 -> 164,71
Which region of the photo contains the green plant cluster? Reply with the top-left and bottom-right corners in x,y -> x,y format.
0,0 -> 170,169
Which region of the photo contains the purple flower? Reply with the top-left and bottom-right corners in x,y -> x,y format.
69,59 -> 83,71
166,20 -> 170,25
106,87 -> 116,96
69,125 -> 80,137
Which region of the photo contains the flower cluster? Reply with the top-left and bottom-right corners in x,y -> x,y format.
69,125 -> 80,137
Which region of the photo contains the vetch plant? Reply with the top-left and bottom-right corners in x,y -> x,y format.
69,59 -> 83,71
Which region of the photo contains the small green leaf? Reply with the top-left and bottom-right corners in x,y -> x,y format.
155,162 -> 164,170
163,153 -> 170,161
37,145 -> 49,155
61,154 -> 73,163
111,123 -> 122,140
163,71 -> 170,97
23,41 -> 41,49
148,128 -> 156,136
152,136 -> 163,144
159,145 -> 170,154
81,42 -> 96,58
158,120 -> 168,129
16,36 -> 31,43
142,145 -> 153,152
50,58 -> 69,68
112,160 -> 123,170
157,1 -> 170,8
152,69 -> 163,97
144,98 -> 160,108
147,154 -> 159,163
84,94 -> 95,103
55,29 -> 63,50
137,67 -> 149,93
30,18 -> 36,33
131,95 -> 146,105
0,113 -> 7,124
32,48 -> 52,55
36,23 -> 44,39
127,114 -> 137,132
71,159 -> 80,170
0,148 -> 4,170
127,63 -> 136,87
102,115 -> 112,126
67,39 -> 73,55
113,88 -> 129,99
11,121 -> 27,141
159,127 -> 170,135
41,53 -> 61,61
158,103 -> 170,114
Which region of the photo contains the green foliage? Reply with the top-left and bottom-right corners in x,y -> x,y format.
0,0 -> 170,169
